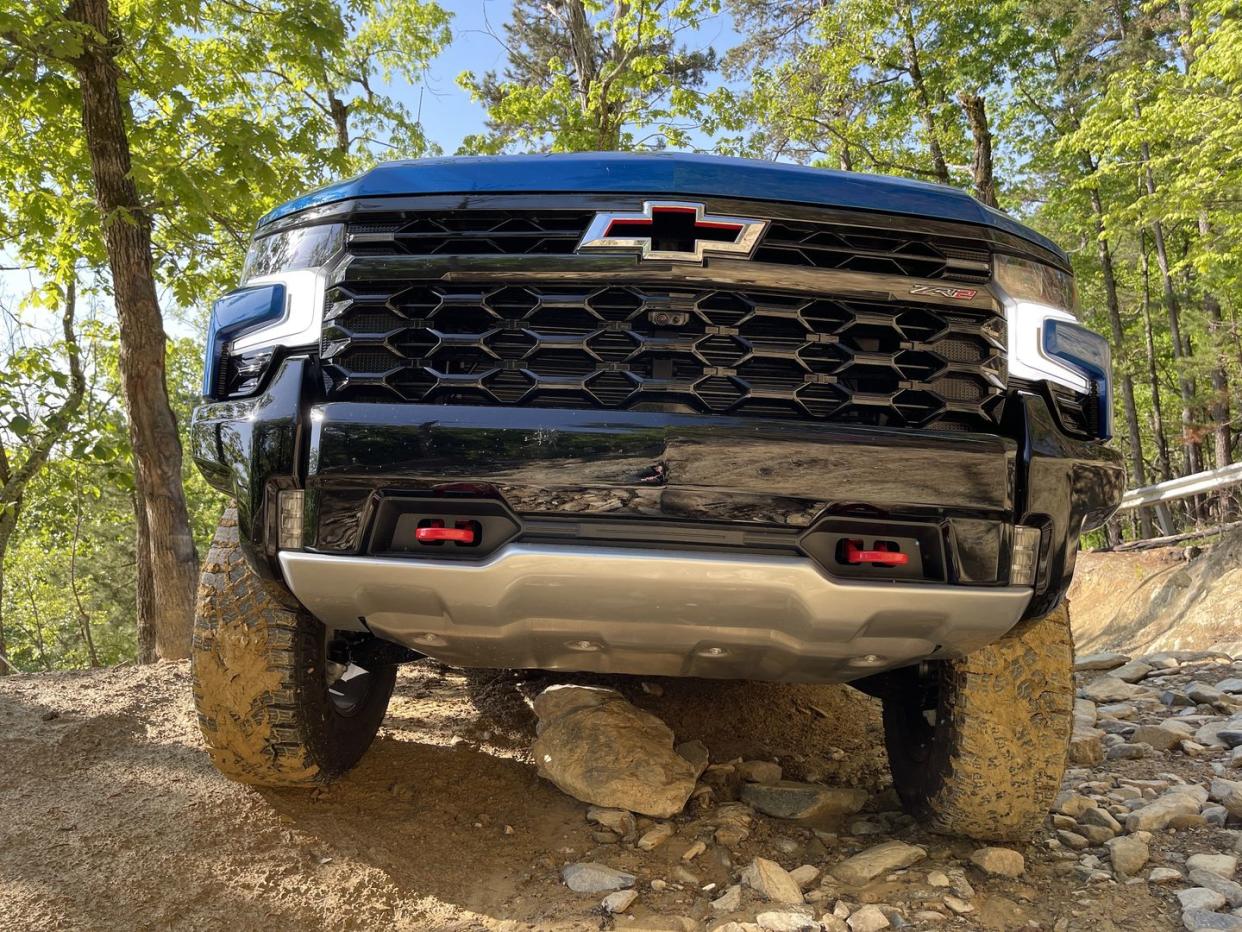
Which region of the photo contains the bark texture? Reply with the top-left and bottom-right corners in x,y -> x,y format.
69,0 -> 197,660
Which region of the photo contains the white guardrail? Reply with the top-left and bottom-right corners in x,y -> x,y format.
1119,461 -> 1242,510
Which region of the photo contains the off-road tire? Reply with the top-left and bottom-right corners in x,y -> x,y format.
191,506 -> 396,786
881,602 -> 1074,841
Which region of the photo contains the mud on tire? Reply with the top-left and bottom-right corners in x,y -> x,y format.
881,602 -> 1074,841
191,506 -> 395,786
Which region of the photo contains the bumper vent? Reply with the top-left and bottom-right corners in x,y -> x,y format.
321,281 -> 1007,431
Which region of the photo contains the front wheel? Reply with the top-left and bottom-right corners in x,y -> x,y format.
191,507 -> 396,786
881,602 -> 1074,840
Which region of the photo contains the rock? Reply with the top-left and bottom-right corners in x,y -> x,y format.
1106,836 -> 1149,877
602,889 -> 638,913
943,895 -> 975,915
1188,682 -> 1227,705
638,823 -> 675,850
1083,806 -> 1123,833
1186,854 -> 1238,879
846,905 -> 891,932
1181,908 -> 1242,931
1177,887 -> 1228,911
532,686 -> 697,817
742,857 -> 805,905
822,917 -> 850,932
1197,721 -> 1242,747
1218,678 -> 1242,694
1054,791 -> 1098,818
757,912 -> 820,932
1125,788 -> 1206,832
561,862 -> 636,893
1069,731 -> 1105,765
1150,867 -> 1184,883
1113,660 -> 1155,683
1056,829 -> 1088,850
1080,824 -> 1116,846
1210,779 -> 1242,818
1107,742 -> 1154,760
927,870 -> 950,887
1220,731 -> 1242,749
1081,676 -> 1143,703
789,865 -> 820,889
970,847 -> 1025,878
741,781 -> 868,820
830,840 -> 927,886
1076,652 -> 1130,671
533,684 -> 618,726
682,840 -> 706,861
1132,724 -> 1186,751
675,740 -> 711,778
737,760 -> 783,784
1188,870 -> 1242,908
587,807 -> 636,837
711,884 -> 743,912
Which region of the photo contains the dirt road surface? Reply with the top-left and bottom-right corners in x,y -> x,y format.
4,649 -> 1234,932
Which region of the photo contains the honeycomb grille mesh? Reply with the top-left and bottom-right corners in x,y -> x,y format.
346,211 -> 992,282
322,281 -> 1007,430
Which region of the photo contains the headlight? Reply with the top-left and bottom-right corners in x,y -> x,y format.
995,254 -> 1112,440
202,224 -> 344,399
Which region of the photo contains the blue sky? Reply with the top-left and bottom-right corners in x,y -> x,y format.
404,0 -> 743,152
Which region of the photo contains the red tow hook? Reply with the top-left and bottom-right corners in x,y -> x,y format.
843,539 -> 910,566
415,521 -> 478,544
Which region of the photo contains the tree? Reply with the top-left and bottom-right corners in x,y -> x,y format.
0,281 -> 86,672
459,0 -> 719,152
0,0 -> 450,660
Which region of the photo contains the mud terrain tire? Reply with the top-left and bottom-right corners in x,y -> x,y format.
192,507 -> 395,786
881,601 -> 1074,841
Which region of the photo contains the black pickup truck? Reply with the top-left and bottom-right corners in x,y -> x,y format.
190,153 -> 1123,839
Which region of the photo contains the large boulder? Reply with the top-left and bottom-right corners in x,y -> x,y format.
531,685 -> 698,818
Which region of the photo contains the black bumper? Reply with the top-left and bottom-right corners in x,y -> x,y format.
191,357 -> 1124,620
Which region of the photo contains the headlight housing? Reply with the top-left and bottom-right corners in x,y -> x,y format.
202,224 -> 344,400
995,254 -> 1112,440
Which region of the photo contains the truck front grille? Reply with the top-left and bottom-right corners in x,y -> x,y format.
346,212 -> 992,283
322,281 -> 1007,431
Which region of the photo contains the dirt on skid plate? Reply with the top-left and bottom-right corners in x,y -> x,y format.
0,656 -> 1229,932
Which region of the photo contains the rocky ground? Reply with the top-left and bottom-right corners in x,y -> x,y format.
1,645 -> 1241,932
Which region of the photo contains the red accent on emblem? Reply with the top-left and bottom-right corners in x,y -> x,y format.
604,205 -> 744,242
843,539 -> 910,566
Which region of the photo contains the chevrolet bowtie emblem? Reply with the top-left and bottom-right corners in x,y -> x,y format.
577,201 -> 767,263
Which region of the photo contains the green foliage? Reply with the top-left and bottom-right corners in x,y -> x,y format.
458,0 -> 719,152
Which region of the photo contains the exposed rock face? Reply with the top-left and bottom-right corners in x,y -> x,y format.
532,686 -> 698,818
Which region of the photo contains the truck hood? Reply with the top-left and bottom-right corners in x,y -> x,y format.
258,152 -> 1065,263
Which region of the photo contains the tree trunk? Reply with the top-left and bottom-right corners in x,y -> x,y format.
1138,136 -> 1201,479
1087,180 -> 1151,536
0,511 -> 14,675
70,0 -> 197,660
899,3 -> 950,184
328,91 -> 350,153
1140,240 -> 1176,535
958,91 -> 997,207
134,481 -> 158,664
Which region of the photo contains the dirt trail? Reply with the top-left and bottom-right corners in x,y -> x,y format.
0,662 -> 888,931
2,649 -> 1220,932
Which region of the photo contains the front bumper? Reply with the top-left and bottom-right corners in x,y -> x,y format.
192,356 -> 1124,682
280,546 -> 1033,682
